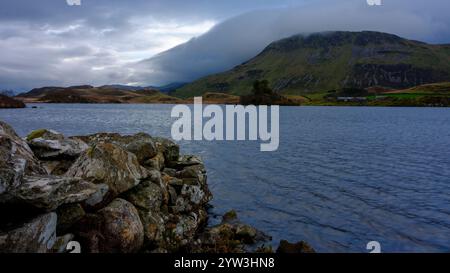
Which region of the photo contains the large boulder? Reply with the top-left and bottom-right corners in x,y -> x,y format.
75,198 -> 144,253
26,129 -> 88,160
65,142 -> 148,201
0,121 -> 45,198
12,175 -> 97,211
0,213 -> 57,253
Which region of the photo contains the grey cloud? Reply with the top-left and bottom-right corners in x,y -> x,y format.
0,0 -> 449,90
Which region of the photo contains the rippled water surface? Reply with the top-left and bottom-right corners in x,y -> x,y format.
1,104 -> 449,252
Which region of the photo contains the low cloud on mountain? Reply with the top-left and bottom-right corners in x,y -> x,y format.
0,0 -> 449,90
132,0 -> 450,86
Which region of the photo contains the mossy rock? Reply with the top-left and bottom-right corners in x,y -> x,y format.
26,129 -> 47,141
222,210 -> 238,222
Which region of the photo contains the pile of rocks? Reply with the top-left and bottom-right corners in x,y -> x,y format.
1,120 -> 309,253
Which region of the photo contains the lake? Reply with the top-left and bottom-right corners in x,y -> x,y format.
1,104 -> 449,252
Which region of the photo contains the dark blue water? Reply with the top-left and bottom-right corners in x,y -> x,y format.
1,104 -> 449,253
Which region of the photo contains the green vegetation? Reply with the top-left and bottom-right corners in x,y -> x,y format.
240,80 -> 297,105
296,83 -> 450,107
26,129 -> 47,141
174,31 -> 450,98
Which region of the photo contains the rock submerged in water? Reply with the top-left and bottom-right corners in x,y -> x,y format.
276,240 -> 316,253
0,120 -> 315,253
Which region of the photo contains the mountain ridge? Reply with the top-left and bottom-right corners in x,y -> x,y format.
174,31 -> 450,97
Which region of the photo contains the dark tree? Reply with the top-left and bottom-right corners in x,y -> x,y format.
252,80 -> 273,96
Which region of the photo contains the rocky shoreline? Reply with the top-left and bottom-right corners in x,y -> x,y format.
0,120 -> 313,253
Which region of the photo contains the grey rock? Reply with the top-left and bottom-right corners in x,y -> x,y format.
0,213 -> 57,253
27,129 -> 88,159
82,183 -> 110,210
122,182 -> 164,212
0,121 -> 45,198
154,137 -> 180,164
79,132 -> 158,165
66,142 -> 148,199
13,175 -> 97,211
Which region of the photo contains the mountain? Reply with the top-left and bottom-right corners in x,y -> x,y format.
0,90 -> 15,97
174,31 -> 450,98
156,82 -> 188,93
16,85 -> 181,104
100,85 -> 147,91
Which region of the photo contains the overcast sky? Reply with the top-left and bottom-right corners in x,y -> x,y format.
0,0 -> 449,91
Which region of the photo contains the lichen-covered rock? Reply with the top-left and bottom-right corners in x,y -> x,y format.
0,213 -> 57,253
0,121 -> 45,198
138,209 -> 166,245
145,152 -> 165,170
66,142 -> 148,200
154,137 -> 180,164
122,182 -> 164,212
0,121 -> 294,254
78,132 -> 157,165
75,198 -> 144,253
12,175 -> 97,211
276,240 -> 316,253
164,209 -> 208,251
122,181 -> 167,245
26,129 -> 88,160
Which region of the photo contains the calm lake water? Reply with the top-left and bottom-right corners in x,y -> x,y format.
1,104 -> 449,253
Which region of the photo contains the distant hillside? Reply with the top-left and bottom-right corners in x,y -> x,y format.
0,90 -> 15,97
16,85 -> 181,104
175,31 -> 450,97
385,82 -> 450,94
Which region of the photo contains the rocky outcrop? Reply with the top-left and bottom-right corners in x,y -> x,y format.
0,120 -> 314,253
0,94 -> 25,109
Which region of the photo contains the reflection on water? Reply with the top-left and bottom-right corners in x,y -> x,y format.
1,104 -> 449,252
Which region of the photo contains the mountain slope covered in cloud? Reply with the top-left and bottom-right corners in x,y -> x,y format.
131,0 -> 450,86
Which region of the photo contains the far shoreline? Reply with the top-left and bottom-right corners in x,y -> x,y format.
9,101 -> 450,108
